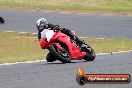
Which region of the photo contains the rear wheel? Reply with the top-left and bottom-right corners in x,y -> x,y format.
84,49 -> 96,61
81,44 -> 96,61
49,44 -> 71,63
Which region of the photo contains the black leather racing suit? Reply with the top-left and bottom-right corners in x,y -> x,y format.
38,23 -> 84,46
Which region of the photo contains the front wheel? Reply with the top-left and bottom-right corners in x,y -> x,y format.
46,52 -> 56,62
49,44 -> 71,63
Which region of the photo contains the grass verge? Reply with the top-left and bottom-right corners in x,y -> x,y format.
0,32 -> 46,64
0,31 -> 132,64
0,0 -> 132,13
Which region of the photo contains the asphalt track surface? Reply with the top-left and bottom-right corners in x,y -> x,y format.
0,9 -> 132,38
0,52 -> 132,88
0,9 -> 132,88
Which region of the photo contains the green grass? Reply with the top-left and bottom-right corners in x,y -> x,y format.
0,32 -> 47,64
0,0 -> 132,12
0,31 -> 132,64
83,37 -> 132,53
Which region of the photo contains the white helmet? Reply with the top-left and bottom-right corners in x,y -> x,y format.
36,18 -> 48,32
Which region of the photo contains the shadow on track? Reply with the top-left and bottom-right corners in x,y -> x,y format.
39,60 -> 94,66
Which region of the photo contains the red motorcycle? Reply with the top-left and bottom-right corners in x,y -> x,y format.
39,29 -> 96,63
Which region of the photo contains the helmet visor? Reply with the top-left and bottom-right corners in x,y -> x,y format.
37,24 -> 47,32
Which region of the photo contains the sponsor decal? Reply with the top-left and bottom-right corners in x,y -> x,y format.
76,67 -> 131,86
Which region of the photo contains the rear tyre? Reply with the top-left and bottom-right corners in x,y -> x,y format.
81,44 -> 96,61
49,44 -> 71,63
84,50 -> 96,61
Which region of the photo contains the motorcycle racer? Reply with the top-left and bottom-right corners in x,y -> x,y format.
36,18 -> 85,47
36,18 -> 95,63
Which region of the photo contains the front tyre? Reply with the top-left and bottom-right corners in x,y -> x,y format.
46,53 -> 56,62
49,45 -> 71,63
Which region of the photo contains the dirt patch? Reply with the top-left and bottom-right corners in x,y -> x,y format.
0,6 -> 132,16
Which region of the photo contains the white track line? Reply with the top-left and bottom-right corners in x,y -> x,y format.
0,60 -> 46,66
96,50 -> 132,56
0,50 -> 132,66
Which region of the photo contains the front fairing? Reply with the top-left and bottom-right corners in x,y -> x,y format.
40,30 -> 56,49
40,30 -> 69,49
39,37 -> 48,49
